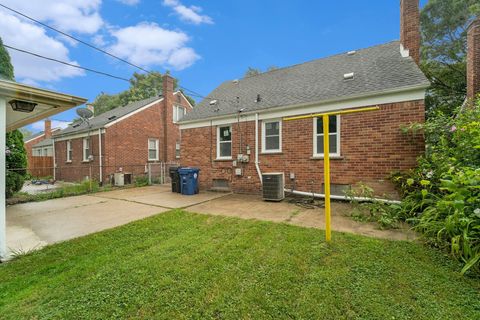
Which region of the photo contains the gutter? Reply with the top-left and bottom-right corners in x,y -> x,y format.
285,189 -> 401,204
178,83 -> 430,126
98,128 -> 103,184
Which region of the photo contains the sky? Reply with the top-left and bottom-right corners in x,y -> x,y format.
0,0 -> 428,133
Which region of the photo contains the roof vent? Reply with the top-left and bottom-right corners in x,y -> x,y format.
347,50 -> 356,56
108,115 -> 116,120
255,94 -> 261,103
72,123 -> 80,128
343,72 -> 355,80
209,100 -> 218,106
232,79 -> 239,84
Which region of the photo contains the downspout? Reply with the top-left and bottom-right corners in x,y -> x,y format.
284,189 -> 401,204
52,137 -> 56,180
98,128 -> 103,184
255,113 -> 262,184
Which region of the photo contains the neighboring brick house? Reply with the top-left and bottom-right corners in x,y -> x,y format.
53,75 -> 192,183
24,119 -> 60,170
178,0 -> 431,197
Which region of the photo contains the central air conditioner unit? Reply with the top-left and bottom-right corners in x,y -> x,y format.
262,173 -> 285,201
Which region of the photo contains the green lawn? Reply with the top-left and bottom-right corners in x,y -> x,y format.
1,210 -> 479,319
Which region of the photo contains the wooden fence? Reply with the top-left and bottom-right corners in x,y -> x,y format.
29,156 -> 53,178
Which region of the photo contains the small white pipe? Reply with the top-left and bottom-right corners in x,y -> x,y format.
98,129 -> 103,184
285,189 -> 401,204
255,113 -> 262,184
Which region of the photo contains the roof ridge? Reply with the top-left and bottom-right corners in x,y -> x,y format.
239,40 -> 400,82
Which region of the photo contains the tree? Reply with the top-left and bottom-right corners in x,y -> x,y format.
19,127 -> 33,139
93,72 -> 195,116
244,66 -> 278,78
420,0 -> 480,116
0,36 -> 14,81
1,36 -> 26,196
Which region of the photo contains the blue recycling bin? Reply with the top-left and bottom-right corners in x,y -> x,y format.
178,167 -> 200,195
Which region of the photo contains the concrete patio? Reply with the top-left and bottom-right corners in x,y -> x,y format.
6,185 -> 416,258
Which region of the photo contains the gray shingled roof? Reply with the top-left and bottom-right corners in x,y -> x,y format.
24,131 -> 45,142
181,41 -> 430,122
55,96 -> 163,137
32,138 -> 53,148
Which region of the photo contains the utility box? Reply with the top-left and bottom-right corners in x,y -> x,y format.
262,173 -> 285,201
114,172 -> 124,186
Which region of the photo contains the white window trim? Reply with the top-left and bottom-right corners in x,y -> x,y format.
82,138 -> 90,162
175,141 -> 181,159
216,125 -> 232,160
66,140 -> 72,162
313,115 -> 341,157
148,138 -> 159,161
261,119 -> 282,153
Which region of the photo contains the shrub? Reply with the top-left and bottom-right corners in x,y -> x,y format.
6,171 -> 25,198
134,175 -> 149,187
395,102 -> 480,275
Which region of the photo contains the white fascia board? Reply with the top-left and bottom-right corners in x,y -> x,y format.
179,86 -> 427,130
104,98 -> 164,128
55,129 -> 105,141
174,91 -> 194,109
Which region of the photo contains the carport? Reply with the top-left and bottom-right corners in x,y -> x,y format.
0,79 -> 87,259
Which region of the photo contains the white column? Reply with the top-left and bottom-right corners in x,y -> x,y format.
0,97 -> 6,259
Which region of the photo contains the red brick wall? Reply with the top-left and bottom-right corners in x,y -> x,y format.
25,135 -> 44,171
180,100 -> 425,197
467,17 -> 480,100
54,91 -> 191,183
400,0 -> 420,65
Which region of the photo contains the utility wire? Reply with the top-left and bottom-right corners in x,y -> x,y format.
4,45 -> 131,82
0,2 -> 233,103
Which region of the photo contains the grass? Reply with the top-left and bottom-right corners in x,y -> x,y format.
1,210 -> 479,319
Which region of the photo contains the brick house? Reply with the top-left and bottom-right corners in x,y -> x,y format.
53,75 -> 192,183
24,119 -> 60,176
178,0 -> 431,197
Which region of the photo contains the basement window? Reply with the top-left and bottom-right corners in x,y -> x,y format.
313,115 -> 340,157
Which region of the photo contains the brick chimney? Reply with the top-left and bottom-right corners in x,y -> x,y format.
44,119 -> 52,139
400,0 -> 421,65
162,73 -> 175,161
467,17 -> 480,100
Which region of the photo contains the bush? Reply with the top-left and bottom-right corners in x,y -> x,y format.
395,102 -> 480,275
6,171 -> 25,198
134,175 -> 149,187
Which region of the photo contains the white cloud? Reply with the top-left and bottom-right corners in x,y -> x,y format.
108,22 -> 200,70
0,11 -> 85,83
0,0 -> 103,34
163,0 -> 213,25
117,0 -> 141,5
31,120 -> 70,131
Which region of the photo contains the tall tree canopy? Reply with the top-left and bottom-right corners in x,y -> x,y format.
243,66 -> 278,78
420,0 -> 480,115
0,36 -> 14,81
93,72 -> 195,116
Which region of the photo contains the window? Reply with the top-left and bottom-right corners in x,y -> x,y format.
175,141 -> 181,158
173,105 -> 186,122
83,138 -> 90,161
66,140 -> 72,162
33,148 -> 42,157
262,119 -> 282,153
313,115 -> 340,157
148,139 -> 159,161
217,125 -> 232,159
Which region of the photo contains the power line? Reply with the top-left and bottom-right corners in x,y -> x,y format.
0,3 -> 231,103
4,45 -> 131,82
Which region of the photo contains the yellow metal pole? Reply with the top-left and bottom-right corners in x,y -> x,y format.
322,115 -> 331,242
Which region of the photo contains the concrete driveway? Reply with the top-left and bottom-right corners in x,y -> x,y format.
6,185 -> 227,257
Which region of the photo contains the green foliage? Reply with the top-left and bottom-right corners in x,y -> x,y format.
134,175 -> 149,187
0,36 -> 14,81
6,171 -> 25,198
394,103 -> 480,275
11,180 -> 101,203
420,0 -> 480,116
244,66 -> 278,78
93,72 -> 195,116
1,210 -> 479,318
344,183 -> 401,229
6,129 -> 27,177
